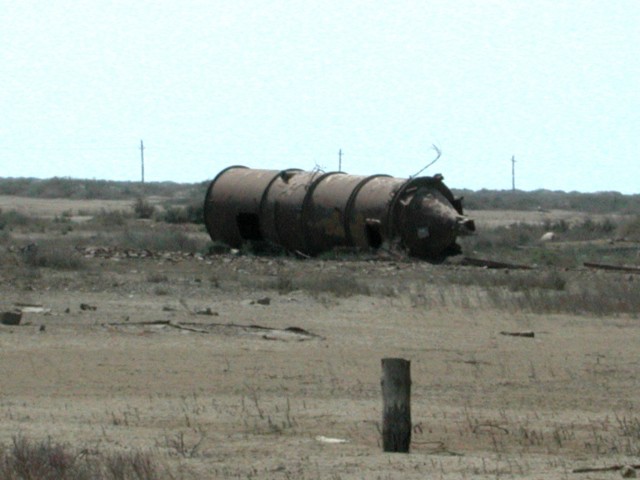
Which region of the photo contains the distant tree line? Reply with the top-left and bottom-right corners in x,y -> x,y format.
0,177 -> 209,201
455,189 -> 640,214
1,177 -> 639,215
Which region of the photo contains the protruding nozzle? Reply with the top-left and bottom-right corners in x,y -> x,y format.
456,217 -> 476,236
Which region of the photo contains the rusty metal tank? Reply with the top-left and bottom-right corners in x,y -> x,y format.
203,166 -> 475,260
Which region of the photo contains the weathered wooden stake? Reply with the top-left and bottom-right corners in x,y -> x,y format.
381,357 -> 411,453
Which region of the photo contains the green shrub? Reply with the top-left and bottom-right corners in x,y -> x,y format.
619,215 -> 640,241
160,207 -> 190,224
159,201 -> 204,224
132,197 -> 156,219
92,209 -> 132,227
0,208 -> 32,230
21,240 -> 86,270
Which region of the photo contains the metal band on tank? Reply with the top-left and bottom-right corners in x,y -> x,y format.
203,165 -> 248,240
343,174 -> 390,245
300,171 -> 344,254
258,168 -> 302,247
385,175 -> 460,238
385,177 -> 434,239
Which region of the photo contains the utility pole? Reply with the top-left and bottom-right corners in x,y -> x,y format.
140,140 -> 145,185
338,149 -> 343,172
511,155 -> 516,191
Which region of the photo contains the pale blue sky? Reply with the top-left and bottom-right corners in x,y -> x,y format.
2,1 -> 639,193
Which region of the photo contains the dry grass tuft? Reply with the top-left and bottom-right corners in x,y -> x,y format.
273,272 -> 371,297
119,229 -> 207,253
21,239 -> 86,270
0,436 -> 166,480
485,276 -> 640,316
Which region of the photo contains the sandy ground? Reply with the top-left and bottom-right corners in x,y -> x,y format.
1,203 -> 639,478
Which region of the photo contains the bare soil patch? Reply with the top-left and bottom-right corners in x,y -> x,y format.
1,200 -> 639,479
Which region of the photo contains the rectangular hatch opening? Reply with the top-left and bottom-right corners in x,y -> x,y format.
365,220 -> 383,249
236,213 -> 263,241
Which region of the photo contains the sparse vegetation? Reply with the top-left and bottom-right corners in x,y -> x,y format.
21,239 -> 86,270
456,188 -> 640,214
619,215 -> 640,241
132,197 -> 156,220
91,209 -> 132,227
0,208 -> 32,230
3,177 -> 640,479
459,216 -> 638,267
0,436 -> 166,480
446,269 -> 567,292
484,278 -> 640,317
0,177 -> 204,200
252,271 -> 371,297
119,228 -> 207,253
157,202 -> 204,225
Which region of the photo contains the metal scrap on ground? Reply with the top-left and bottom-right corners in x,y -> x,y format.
584,262 -> 640,274
103,320 -> 323,341
500,331 -> 535,338
460,257 -> 533,270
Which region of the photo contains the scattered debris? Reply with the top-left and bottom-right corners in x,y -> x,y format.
1,311 -> 22,326
179,298 -> 196,315
18,306 -> 51,314
243,297 -> 272,306
315,436 -> 348,444
240,297 -> 271,306
500,331 -> 535,338
460,257 -> 532,270
573,464 -> 640,474
539,231 -> 556,242
471,424 -> 509,434
102,320 -> 322,341
584,262 -> 640,274
75,246 -> 208,263
80,303 -> 97,311
165,322 -> 209,334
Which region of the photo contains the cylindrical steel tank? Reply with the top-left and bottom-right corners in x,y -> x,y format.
203,166 -> 475,260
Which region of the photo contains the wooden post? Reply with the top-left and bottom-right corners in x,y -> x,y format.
381,357 -> 411,452
140,140 -> 145,185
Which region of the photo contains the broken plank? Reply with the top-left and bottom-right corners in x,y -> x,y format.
584,262 -> 640,274
461,257 -> 532,270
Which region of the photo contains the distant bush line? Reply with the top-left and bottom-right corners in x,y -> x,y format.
0,177 -> 209,202
1,177 -> 639,214
455,188 -> 640,214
